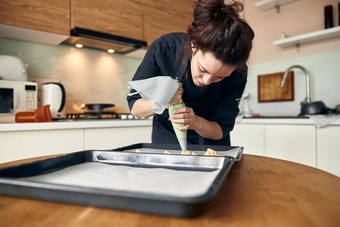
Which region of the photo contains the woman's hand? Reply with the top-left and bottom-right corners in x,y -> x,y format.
166,85 -> 182,109
170,106 -> 197,131
170,106 -> 224,140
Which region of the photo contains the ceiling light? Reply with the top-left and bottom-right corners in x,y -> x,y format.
75,43 -> 83,48
107,49 -> 115,54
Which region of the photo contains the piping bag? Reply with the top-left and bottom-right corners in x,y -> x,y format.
127,76 -> 187,151
168,81 -> 187,151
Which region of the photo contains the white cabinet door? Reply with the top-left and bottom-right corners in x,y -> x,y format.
231,124 -> 265,156
0,129 -> 83,163
84,126 -> 152,150
265,125 -> 316,167
317,126 -> 340,177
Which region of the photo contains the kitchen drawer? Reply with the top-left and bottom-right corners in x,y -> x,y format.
317,126 -> 340,177
264,125 -> 316,167
84,126 -> 152,150
231,124 -> 265,156
0,129 -> 83,163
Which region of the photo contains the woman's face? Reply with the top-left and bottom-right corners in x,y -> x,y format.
191,49 -> 236,87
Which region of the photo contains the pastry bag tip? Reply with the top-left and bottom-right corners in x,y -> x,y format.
178,138 -> 187,151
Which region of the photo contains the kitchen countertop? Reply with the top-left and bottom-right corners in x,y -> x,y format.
1,116 -> 339,132
0,154 -> 339,226
236,115 -> 340,127
0,119 -> 153,132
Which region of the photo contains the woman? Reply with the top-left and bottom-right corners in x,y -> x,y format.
127,0 -> 254,146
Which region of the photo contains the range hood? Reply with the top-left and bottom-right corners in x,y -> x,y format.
63,27 -> 147,54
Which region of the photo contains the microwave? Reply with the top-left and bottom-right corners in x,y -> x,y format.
0,80 -> 38,123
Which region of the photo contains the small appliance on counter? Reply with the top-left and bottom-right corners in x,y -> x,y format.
0,80 -> 38,123
41,82 -> 66,119
0,55 -> 38,123
0,55 -> 28,81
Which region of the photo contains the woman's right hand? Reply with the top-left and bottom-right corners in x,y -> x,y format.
166,85 -> 183,108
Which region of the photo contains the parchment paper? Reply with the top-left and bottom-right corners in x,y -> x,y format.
127,76 -> 179,114
20,162 -> 220,198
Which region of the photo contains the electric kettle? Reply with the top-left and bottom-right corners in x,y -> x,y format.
41,82 -> 66,119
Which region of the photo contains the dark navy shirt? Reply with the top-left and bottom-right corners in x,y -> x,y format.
127,33 -> 247,146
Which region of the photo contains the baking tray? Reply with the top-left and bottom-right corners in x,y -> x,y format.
0,143 -> 243,217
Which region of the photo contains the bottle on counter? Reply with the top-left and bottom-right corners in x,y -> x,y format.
324,5 -> 333,29
338,3 -> 340,26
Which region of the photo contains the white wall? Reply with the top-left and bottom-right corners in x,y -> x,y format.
246,0 -> 340,64
240,0 -> 340,116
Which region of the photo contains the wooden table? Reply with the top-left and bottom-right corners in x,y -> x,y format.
0,154 -> 339,227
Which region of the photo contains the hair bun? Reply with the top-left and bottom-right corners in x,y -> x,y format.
188,0 -> 254,66
196,0 -> 243,21
222,1 -> 243,18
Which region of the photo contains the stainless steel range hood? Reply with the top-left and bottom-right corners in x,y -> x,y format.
62,27 -> 147,54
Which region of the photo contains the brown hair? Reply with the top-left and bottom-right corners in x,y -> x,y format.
187,0 -> 254,68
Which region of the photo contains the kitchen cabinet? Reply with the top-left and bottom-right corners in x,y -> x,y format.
232,121 -> 340,176
0,0 -> 195,48
71,0 -> 144,41
264,125 -> 316,167
71,0 -> 194,45
317,126 -> 340,177
231,123 -> 317,167
141,0 -> 194,45
142,0 -> 194,17
0,0 -> 70,35
231,124 -> 265,156
0,129 -> 83,163
0,123 -> 152,164
84,126 -> 152,149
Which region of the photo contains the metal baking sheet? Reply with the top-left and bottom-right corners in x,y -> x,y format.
0,143 -> 243,217
112,143 -> 244,161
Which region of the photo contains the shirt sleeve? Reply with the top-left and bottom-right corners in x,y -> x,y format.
209,75 -> 247,139
127,40 -> 162,111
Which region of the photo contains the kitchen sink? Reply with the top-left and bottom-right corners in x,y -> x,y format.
244,115 -> 309,119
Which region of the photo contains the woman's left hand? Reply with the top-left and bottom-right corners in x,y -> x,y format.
170,106 -> 198,131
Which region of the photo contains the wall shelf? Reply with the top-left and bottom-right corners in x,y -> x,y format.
273,26 -> 340,47
255,0 -> 299,11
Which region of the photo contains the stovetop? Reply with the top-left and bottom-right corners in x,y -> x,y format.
65,112 -> 148,120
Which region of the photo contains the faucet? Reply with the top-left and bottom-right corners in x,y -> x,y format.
280,65 -> 311,104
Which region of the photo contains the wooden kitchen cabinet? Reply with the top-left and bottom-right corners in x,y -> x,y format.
84,126 -> 152,150
231,124 -> 265,156
264,125 -> 316,167
71,0 -> 194,45
141,0 -> 194,45
0,129 -> 83,164
317,126 -> 340,177
0,0 -> 70,35
71,0 -> 144,41
142,0 -> 194,17
0,0 -> 194,48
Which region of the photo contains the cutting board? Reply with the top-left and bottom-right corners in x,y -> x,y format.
258,71 -> 294,102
